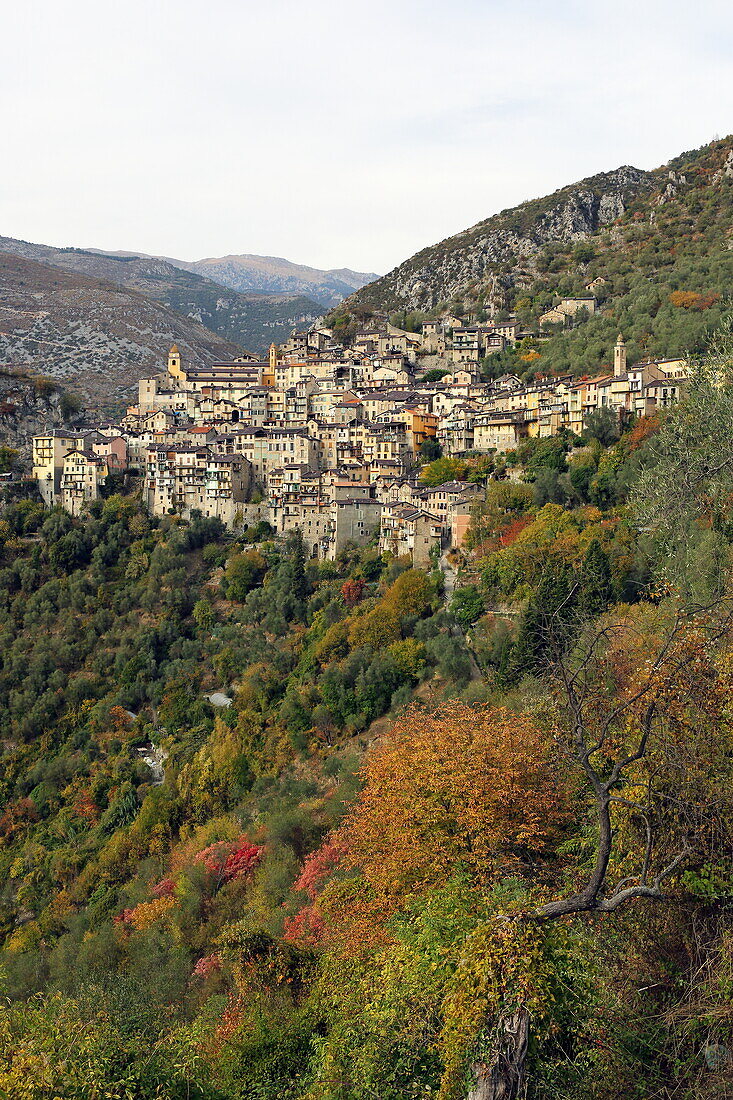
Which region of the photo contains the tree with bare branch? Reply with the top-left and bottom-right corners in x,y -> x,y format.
468,319 -> 733,1099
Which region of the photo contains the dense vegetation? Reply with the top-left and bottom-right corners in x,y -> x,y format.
3,333 -> 733,1097
0,497 -> 478,1096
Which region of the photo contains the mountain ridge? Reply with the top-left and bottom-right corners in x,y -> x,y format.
0,236 -> 322,353
161,252 -> 378,308
343,163 -> 658,315
0,251 -> 245,407
335,138 -> 733,376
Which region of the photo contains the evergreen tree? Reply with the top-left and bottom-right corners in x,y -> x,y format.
287,529 -> 309,604
509,562 -> 577,677
578,538 -> 613,619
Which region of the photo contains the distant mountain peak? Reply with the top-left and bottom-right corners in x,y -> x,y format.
163,253 -> 378,308
0,235 -> 324,360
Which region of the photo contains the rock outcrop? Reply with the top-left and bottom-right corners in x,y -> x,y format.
345,166 -> 656,314
0,369 -> 84,459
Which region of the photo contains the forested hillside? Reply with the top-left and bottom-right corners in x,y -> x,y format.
337,138 -> 733,379
2,328 -> 733,1097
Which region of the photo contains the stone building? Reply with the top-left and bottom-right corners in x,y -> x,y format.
60,449 -> 108,516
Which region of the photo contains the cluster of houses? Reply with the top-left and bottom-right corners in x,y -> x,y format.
31,313 -> 688,564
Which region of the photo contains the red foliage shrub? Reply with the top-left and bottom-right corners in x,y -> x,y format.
222,843 -> 264,882
194,838 -> 263,884
192,953 -> 222,978
194,840 -> 236,876
282,838 -> 348,947
498,516 -> 533,548
282,905 -> 325,947
341,578 -> 365,606
293,840 -> 347,901
151,876 -> 176,897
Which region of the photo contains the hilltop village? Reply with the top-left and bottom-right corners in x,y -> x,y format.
31,312 -> 689,564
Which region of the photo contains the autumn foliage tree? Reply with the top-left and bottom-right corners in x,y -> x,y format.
340,577 -> 365,606
539,596 -> 733,918
669,290 -> 720,310
337,702 -> 570,905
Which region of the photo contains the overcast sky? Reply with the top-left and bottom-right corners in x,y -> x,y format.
2,0 -> 733,275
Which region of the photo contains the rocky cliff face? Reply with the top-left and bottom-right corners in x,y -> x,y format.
0,370 -> 84,460
346,166 -> 656,314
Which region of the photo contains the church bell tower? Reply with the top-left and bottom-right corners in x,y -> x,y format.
167,344 -> 183,382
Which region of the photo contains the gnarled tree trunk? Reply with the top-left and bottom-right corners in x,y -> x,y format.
468,1007 -> 530,1100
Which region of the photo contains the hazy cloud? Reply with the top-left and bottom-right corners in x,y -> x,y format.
2,0 -> 733,272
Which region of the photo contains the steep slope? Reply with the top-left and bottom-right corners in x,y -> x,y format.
345,165 -> 656,314
0,252 -> 243,405
0,238 -> 322,352
165,253 -> 378,308
1,420 -> 732,1098
498,139 -> 733,375
340,137 -> 733,375
0,367 -> 84,457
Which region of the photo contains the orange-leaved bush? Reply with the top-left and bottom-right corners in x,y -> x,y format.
341,578 -> 365,606
336,701 -> 570,903
115,895 -> 176,931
